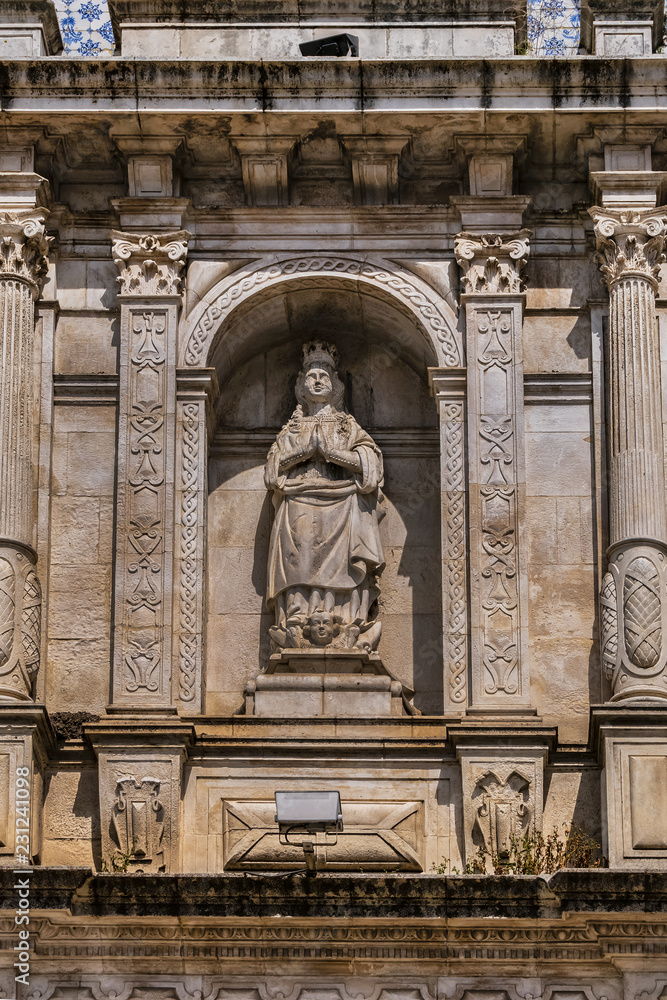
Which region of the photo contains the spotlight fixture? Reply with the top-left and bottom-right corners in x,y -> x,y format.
275,790 -> 343,874
299,34 -> 359,57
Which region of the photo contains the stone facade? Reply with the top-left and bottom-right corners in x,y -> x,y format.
2,0 -> 667,995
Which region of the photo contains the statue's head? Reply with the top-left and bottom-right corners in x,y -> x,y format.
304,609 -> 339,646
295,341 -> 345,412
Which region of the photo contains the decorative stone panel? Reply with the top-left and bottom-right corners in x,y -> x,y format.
458,747 -> 547,866
222,798 -> 423,871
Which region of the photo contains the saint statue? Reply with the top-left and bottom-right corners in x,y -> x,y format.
265,342 -> 385,651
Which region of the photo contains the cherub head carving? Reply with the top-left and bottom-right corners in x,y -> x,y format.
303,609 -> 340,647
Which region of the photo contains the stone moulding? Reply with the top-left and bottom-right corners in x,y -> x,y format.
180,253 -> 463,370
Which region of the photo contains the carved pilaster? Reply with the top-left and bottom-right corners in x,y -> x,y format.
454,231 -> 533,714
591,208 -> 667,701
429,368 -> 468,714
0,210 -> 50,701
111,231 -> 189,708
174,369 -> 218,713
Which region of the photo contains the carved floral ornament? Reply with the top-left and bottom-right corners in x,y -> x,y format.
111,230 -> 190,296
0,210 -> 52,296
454,231 -> 531,295
590,209 -> 667,290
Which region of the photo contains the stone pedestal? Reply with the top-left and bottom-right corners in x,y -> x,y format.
452,723 -> 555,869
244,651 -> 406,717
85,712 -> 194,873
592,706 -> 667,868
0,704 -> 54,865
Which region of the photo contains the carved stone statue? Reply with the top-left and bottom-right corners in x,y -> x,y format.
265,342 -> 385,652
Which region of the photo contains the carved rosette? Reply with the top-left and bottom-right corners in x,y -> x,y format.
0,211 -> 50,702
111,231 -> 190,707
454,231 -> 530,296
591,208 -> 667,701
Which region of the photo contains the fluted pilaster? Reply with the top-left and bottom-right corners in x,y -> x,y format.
0,210 -> 50,701
592,208 -> 667,701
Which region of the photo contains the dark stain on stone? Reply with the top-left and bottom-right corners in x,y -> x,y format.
480,60 -> 493,109
51,712 -> 100,742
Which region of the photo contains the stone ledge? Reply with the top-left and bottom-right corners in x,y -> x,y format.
3,870 -> 666,918
1,59 -> 667,113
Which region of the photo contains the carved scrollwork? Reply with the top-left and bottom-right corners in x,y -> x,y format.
112,230 -> 190,296
0,558 -> 15,669
112,776 -> 165,866
0,210 -> 51,296
179,401 -> 200,702
0,548 -> 41,699
443,403 -> 467,705
623,556 -> 662,668
472,769 -> 532,857
454,231 -> 531,296
600,570 -> 618,682
21,568 -> 41,681
603,546 -> 667,700
591,209 -> 667,289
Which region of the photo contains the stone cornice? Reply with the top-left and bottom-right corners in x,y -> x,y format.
590,207 -> 667,289
4,60 -> 667,114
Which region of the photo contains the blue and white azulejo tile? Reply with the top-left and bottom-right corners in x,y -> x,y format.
53,0 -> 115,56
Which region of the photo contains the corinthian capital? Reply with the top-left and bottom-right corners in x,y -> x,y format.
590,208 -> 667,290
0,210 -> 51,298
112,230 -> 191,296
454,230 -> 531,295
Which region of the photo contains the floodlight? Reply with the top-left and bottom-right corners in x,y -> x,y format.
274,791 -> 343,874
274,790 -> 343,832
299,34 -> 359,57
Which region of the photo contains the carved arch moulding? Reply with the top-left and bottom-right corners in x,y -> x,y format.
179,253 -> 464,370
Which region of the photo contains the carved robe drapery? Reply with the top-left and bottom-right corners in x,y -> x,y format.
265,410 -> 385,635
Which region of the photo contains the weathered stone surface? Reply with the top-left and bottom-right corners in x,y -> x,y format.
4,7 -> 667,991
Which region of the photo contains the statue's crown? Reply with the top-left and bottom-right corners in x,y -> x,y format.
302,340 -> 339,371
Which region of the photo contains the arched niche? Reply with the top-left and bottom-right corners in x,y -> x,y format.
204,277 -> 446,715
